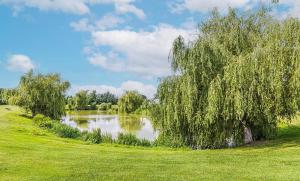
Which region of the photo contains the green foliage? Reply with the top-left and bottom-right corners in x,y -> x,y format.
111,105 -> 118,112
33,114 -> 54,129
101,133 -> 114,143
118,91 -> 146,113
74,90 -> 90,110
97,103 -> 112,111
117,133 -> 151,146
51,123 -> 81,138
96,92 -> 118,105
153,135 -> 185,148
15,71 -> 70,119
82,128 -> 102,144
139,139 -> 151,147
67,91 -> 118,110
66,96 -> 76,110
0,88 -> 16,105
155,8 -> 300,148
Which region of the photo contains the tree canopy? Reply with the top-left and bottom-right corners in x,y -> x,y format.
15,71 -> 70,119
155,8 -> 300,148
118,91 -> 146,114
66,91 -> 118,110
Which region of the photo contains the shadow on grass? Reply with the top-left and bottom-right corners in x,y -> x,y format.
19,113 -> 33,119
247,125 -> 300,149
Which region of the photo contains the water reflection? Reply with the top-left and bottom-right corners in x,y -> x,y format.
62,111 -> 158,141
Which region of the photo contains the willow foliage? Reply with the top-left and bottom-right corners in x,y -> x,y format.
16,71 -> 70,119
156,8 -> 300,148
118,91 -> 146,114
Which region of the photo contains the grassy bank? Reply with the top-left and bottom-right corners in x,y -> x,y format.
0,105 -> 300,180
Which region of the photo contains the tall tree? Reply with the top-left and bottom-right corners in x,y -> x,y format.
75,90 -> 89,110
15,71 -> 70,119
155,8 -> 300,148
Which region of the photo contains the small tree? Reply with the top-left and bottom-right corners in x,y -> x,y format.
118,91 -> 146,113
0,88 -> 16,105
16,71 -> 70,119
75,90 -> 89,110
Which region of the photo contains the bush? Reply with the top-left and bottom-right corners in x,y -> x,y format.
139,139 -> 151,147
33,114 -> 54,129
102,133 -> 114,143
51,123 -> 81,138
153,135 -> 184,148
117,133 -> 151,146
82,129 -> 102,144
111,105 -> 118,112
98,103 -> 112,111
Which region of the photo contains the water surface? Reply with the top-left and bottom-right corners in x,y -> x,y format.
62,110 -> 158,141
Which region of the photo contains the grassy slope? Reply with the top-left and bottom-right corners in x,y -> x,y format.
0,106 -> 300,181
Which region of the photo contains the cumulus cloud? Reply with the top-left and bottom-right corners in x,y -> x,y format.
70,14 -> 124,32
7,54 -> 35,72
171,0 -> 300,18
274,0 -> 300,18
114,2 -> 145,19
0,0 -> 145,18
88,24 -> 196,78
170,0 -> 249,13
70,80 -> 157,98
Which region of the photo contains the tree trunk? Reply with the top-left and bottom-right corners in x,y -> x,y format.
244,127 -> 253,144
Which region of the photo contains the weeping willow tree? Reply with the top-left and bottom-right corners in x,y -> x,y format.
155,8 -> 300,148
15,71 -> 70,119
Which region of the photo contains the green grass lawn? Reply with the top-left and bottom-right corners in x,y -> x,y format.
1,105 -> 300,181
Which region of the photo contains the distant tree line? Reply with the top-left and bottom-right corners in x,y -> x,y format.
66,90 -> 149,114
66,90 -> 119,111
0,88 -> 16,105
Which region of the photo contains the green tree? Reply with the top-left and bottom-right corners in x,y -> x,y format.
16,71 -> 70,119
88,90 -> 97,110
96,92 -> 118,105
155,8 -> 300,148
66,96 -> 76,110
75,90 -> 89,110
0,88 -> 16,105
118,91 -> 146,114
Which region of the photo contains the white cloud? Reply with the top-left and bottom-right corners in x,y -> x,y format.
96,14 -> 125,30
171,0 -> 249,13
71,14 -> 124,32
114,2 -> 145,19
171,0 -> 300,18
0,0 -> 90,15
274,0 -> 300,18
0,0 -> 145,18
70,80 -> 157,98
7,54 -> 35,72
89,24 -> 196,78
70,18 -> 94,32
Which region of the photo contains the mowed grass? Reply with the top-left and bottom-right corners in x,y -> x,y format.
0,106 -> 300,181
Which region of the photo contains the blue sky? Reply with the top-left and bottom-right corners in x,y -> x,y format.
0,0 -> 298,98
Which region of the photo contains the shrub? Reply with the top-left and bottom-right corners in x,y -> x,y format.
102,133 -> 114,143
117,133 -> 140,146
153,135 -> 184,148
98,103 -> 112,111
139,139 -> 151,147
111,105 -> 118,112
82,129 -> 102,144
33,114 -> 54,129
51,123 -> 81,138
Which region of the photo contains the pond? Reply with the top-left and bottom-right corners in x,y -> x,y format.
61,111 -> 159,141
